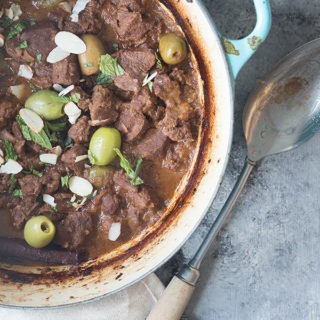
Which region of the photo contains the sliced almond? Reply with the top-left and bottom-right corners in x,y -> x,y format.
47,46 -> 70,64
71,0 -> 91,23
0,159 -> 23,174
43,194 -> 57,207
39,153 -> 58,165
64,101 -> 81,124
11,4 -> 22,21
58,1 -> 72,13
58,84 -> 75,97
18,64 -> 33,80
75,154 -> 88,163
55,31 -> 86,54
0,34 -> 4,48
52,145 -> 63,156
9,84 -> 27,100
108,222 -> 121,241
70,194 -> 76,203
69,176 -> 93,197
19,108 -> 44,133
142,71 -> 158,87
53,84 -> 65,92
5,8 -> 13,20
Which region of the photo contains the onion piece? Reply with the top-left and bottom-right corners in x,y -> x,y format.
58,84 -> 75,97
18,64 -> 33,80
64,101 -> 81,124
70,0 -> 91,23
75,155 -> 88,163
19,108 -> 44,133
108,223 -> 121,241
39,153 -> 58,165
68,176 -> 93,197
0,159 -> 23,174
47,46 -> 70,64
43,194 -> 57,207
55,31 -> 86,54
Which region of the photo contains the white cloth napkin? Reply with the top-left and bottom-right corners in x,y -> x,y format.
0,273 -> 164,320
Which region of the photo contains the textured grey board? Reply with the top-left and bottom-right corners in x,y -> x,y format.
156,0 -> 320,319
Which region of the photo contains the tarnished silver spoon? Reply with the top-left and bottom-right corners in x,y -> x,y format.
147,38 -> 320,320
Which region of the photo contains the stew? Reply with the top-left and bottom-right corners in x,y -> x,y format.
0,0 -> 202,264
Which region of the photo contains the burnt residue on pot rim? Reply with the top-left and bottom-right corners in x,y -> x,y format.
0,0 -> 217,290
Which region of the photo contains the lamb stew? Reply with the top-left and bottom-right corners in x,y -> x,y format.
0,0 -> 203,264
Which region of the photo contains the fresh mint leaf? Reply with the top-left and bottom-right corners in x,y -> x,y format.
2,139 -> 17,161
36,54 -> 42,63
23,166 -> 43,177
16,115 -> 52,149
88,150 -> 96,165
155,53 -> 163,69
113,148 -> 143,186
28,82 -> 37,92
61,175 -> 69,188
55,93 -> 81,104
19,40 -> 28,49
96,73 -> 113,85
13,189 -> 23,199
99,54 -> 125,77
45,119 -> 67,132
7,22 -> 26,40
8,174 -> 17,194
147,81 -> 153,93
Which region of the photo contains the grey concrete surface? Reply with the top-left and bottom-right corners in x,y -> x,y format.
156,1 -> 320,319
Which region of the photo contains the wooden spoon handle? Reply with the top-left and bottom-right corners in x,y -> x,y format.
147,276 -> 195,320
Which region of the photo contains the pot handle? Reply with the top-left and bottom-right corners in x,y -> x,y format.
222,0 -> 272,79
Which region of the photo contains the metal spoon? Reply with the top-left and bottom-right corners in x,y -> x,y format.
147,38 -> 320,320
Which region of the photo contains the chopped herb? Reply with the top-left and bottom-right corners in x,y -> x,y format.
16,115 -> 52,149
7,22 -> 26,40
88,150 -> 96,165
19,40 -> 28,49
8,174 -> 17,194
155,53 -> 163,69
23,166 -> 43,177
36,54 -> 42,63
113,148 -> 144,186
99,53 -> 125,77
2,139 -> 17,161
147,81 -> 153,93
13,189 -> 23,199
45,119 -> 67,132
84,63 -> 93,67
0,16 -> 13,29
61,175 -> 69,188
55,93 -> 81,104
28,82 -> 37,92
50,206 -> 58,215
113,43 -> 119,51
96,73 -> 113,85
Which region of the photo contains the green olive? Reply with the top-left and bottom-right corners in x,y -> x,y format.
89,127 -> 121,166
159,33 -> 188,65
78,34 -> 106,76
25,90 -> 64,120
88,165 -> 113,187
24,215 -> 56,248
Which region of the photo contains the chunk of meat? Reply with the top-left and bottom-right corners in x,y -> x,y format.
112,74 -> 140,93
52,55 -> 80,85
41,168 -> 61,194
59,1 -> 103,34
134,129 -> 168,159
101,193 -> 120,215
55,211 -> 93,250
126,205 -> 141,232
72,86 -> 91,111
68,116 -> 91,143
89,85 -> 119,125
9,196 -> 40,230
117,48 -> 155,81
18,175 -> 42,198
116,107 -> 148,141
153,74 -> 180,108
61,144 -> 87,171
32,63 -> 53,89
0,98 -> 20,129
131,88 -> 156,115
102,4 -> 150,44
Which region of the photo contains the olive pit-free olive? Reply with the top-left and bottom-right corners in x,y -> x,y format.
78,34 -> 106,76
89,127 -> 121,166
159,33 -> 188,65
25,90 -> 65,120
24,215 -> 56,248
